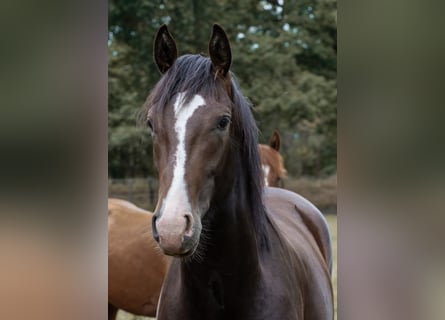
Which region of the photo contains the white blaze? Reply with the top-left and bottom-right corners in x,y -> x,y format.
162,93 -> 206,220
262,165 -> 270,187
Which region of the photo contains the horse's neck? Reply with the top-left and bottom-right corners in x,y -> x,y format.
174,157 -> 266,317
178,202 -> 262,317
216,195 -> 260,265
183,167 -> 263,281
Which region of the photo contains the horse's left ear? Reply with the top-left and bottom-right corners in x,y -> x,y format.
269,131 -> 281,152
209,24 -> 232,77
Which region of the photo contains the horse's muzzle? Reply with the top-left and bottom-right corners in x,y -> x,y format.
152,211 -> 197,256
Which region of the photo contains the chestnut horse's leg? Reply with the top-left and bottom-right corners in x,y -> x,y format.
108,303 -> 118,320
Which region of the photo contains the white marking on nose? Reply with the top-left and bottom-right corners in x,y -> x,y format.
262,165 -> 270,187
161,93 -> 206,221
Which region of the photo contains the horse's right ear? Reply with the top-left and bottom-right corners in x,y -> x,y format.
154,25 -> 178,74
269,131 -> 281,151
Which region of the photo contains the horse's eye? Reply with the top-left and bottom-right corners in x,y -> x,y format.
217,116 -> 231,130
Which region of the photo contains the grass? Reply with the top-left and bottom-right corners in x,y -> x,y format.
116,311 -> 154,320
326,214 -> 338,320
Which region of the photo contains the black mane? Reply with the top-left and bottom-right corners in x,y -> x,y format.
142,54 -> 269,248
229,76 -> 269,248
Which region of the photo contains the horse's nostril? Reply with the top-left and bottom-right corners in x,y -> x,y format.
183,213 -> 193,237
152,214 -> 160,243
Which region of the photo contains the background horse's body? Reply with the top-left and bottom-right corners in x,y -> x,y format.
108,198 -> 169,320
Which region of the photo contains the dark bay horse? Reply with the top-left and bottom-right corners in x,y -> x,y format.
259,131 -> 287,187
144,24 -> 333,319
108,198 -> 170,320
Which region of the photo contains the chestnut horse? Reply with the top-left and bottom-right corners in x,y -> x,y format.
259,131 -> 287,187
144,24 -> 333,319
108,198 -> 169,320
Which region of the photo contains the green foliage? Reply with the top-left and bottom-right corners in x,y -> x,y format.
109,0 -> 337,178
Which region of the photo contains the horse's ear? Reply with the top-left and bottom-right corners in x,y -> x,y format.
154,24 -> 178,74
209,24 -> 232,77
269,131 -> 281,151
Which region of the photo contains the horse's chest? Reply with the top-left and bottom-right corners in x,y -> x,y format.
160,265 -> 301,320
195,274 -> 296,320
197,271 -> 225,319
